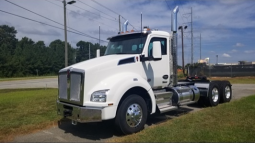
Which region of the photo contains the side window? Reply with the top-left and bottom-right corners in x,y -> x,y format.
148,37 -> 167,57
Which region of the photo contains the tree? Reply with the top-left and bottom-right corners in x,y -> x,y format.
0,24 -> 104,77
0,25 -> 18,77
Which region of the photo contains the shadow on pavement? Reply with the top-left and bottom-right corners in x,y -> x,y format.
57,104 -> 203,141
58,119 -> 120,141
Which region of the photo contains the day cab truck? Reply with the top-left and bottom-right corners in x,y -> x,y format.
56,6 -> 232,134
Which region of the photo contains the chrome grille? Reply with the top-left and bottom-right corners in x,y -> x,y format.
70,73 -> 81,101
59,74 -> 67,99
58,68 -> 84,105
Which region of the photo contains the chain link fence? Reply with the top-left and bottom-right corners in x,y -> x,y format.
188,65 -> 255,77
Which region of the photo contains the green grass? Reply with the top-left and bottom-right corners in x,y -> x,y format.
0,88 -> 61,142
0,76 -> 57,82
209,77 -> 255,84
111,95 -> 255,142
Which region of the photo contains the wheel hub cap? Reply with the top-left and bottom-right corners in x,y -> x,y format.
212,87 -> 219,102
126,103 -> 142,127
225,86 -> 231,99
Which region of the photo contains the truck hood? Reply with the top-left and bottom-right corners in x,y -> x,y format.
62,54 -> 138,71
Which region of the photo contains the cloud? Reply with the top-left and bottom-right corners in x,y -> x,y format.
229,49 -> 237,53
18,27 -> 61,36
244,50 -> 255,54
234,43 -> 244,47
218,0 -> 245,5
222,53 -> 231,57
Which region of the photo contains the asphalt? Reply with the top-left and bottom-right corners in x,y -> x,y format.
0,78 -> 58,89
0,78 -> 253,142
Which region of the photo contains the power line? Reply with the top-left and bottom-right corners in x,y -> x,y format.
4,0 -> 109,43
120,16 -> 137,30
47,0 -> 118,23
91,0 -> 137,30
89,18 -> 118,31
45,0 -> 63,9
71,4 -> 117,22
44,0 -> 117,31
0,9 -> 108,43
77,0 -> 116,20
91,0 -> 119,15
5,0 -> 64,28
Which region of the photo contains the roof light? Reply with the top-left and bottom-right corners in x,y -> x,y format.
143,26 -> 151,33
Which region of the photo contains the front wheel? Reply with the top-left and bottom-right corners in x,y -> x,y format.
115,94 -> 148,134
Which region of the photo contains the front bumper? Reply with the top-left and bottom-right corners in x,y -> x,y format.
57,100 -> 102,123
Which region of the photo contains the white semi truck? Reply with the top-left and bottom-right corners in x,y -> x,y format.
56,6 -> 232,134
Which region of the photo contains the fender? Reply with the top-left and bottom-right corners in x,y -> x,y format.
86,72 -> 156,119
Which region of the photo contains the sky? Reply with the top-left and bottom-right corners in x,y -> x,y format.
0,0 -> 255,65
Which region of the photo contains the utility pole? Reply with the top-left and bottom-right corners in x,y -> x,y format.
99,25 -> 100,47
63,0 -> 76,67
119,15 -> 121,32
63,0 -> 68,67
216,55 -> 218,65
200,33 -> 201,60
89,44 -> 90,59
141,12 -> 142,32
191,7 -> 193,66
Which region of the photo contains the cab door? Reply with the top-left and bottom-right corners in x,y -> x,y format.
142,35 -> 170,89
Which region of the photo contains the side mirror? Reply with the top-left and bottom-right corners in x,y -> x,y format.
140,54 -> 145,62
152,41 -> 162,60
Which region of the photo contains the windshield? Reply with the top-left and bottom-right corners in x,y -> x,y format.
105,33 -> 147,55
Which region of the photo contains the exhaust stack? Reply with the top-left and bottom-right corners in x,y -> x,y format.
171,6 -> 179,86
96,49 -> 100,57
122,20 -> 129,32
171,6 -> 179,32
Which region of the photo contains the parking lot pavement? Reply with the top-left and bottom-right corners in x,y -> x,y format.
0,78 -> 58,89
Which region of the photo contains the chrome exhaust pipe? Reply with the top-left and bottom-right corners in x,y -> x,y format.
122,20 -> 129,32
171,6 -> 179,86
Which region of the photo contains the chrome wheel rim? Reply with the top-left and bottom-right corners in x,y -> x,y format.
212,87 -> 219,102
126,103 -> 142,127
225,86 -> 231,99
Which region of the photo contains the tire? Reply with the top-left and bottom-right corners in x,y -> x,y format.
220,81 -> 232,103
207,82 -> 220,106
115,94 -> 148,135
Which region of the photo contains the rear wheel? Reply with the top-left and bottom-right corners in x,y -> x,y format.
115,94 -> 147,134
207,82 -> 220,106
220,81 -> 232,103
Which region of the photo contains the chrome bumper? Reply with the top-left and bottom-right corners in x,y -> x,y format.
57,101 -> 102,123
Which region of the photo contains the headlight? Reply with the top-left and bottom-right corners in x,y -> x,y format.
90,89 -> 109,102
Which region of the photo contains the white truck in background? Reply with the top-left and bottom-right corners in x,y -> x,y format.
56,6 -> 232,134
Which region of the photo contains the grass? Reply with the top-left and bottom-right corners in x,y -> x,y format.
0,76 -> 57,82
0,88 -> 61,142
209,77 -> 255,84
111,95 -> 255,142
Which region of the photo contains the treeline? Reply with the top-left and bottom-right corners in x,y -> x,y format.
0,25 -> 106,77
